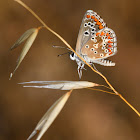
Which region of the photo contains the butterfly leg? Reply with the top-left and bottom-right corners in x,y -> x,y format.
92,63 -> 102,74
77,62 -> 85,79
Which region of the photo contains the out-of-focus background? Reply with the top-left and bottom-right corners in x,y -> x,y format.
0,0 -> 140,140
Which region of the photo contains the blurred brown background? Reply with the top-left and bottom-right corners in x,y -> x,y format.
0,0 -> 140,140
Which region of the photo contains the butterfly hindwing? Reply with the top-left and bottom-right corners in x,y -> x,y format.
76,10 -> 106,54
81,27 -> 117,61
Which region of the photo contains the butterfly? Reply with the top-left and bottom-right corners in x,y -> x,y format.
70,10 -> 117,79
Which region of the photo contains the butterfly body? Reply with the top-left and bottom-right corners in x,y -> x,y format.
70,10 -> 117,78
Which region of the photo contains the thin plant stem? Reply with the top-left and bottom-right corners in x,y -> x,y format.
118,94 -> 140,117
14,0 -> 140,117
87,87 -> 116,95
88,88 -> 140,117
98,85 -> 112,90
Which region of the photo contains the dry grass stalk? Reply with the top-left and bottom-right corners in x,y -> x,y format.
9,27 -> 43,80
27,90 -> 72,140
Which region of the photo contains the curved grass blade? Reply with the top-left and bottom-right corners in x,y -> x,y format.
27,90 -> 72,140
19,81 -> 99,90
10,28 -> 36,50
9,28 -> 39,80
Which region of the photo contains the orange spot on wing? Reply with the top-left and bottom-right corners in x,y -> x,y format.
108,36 -> 113,39
86,15 -> 90,18
91,16 -> 95,19
106,33 -> 109,36
108,44 -> 112,47
99,25 -> 104,29
108,40 -> 113,43
96,21 -> 102,25
94,18 -> 98,22
96,32 -> 100,36
100,32 -> 105,36
108,49 -> 112,55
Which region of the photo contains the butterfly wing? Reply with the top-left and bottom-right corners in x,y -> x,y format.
76,10 -> 106,54
74,10 -> 117,78
81,27 -> 117,62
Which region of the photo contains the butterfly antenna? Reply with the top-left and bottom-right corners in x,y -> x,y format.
52,45 -> 71,51
57,51 -> 70,57
52,46 -> 72,57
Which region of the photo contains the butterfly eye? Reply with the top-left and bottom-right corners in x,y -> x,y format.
100,53 -> 104,57
94,51 -> 98,54
90,48 -> 94,51
70,53 -> 75,60
85,45 -> 89,48
104,49 -> 109,53
102,46 -> 106,50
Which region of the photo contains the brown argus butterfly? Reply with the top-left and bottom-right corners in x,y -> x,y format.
70,10 -> 117,79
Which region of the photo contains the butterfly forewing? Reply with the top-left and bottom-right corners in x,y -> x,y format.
76,10 -> 106,54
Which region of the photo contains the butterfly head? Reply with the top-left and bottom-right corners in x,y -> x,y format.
70,52 -> 76,61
